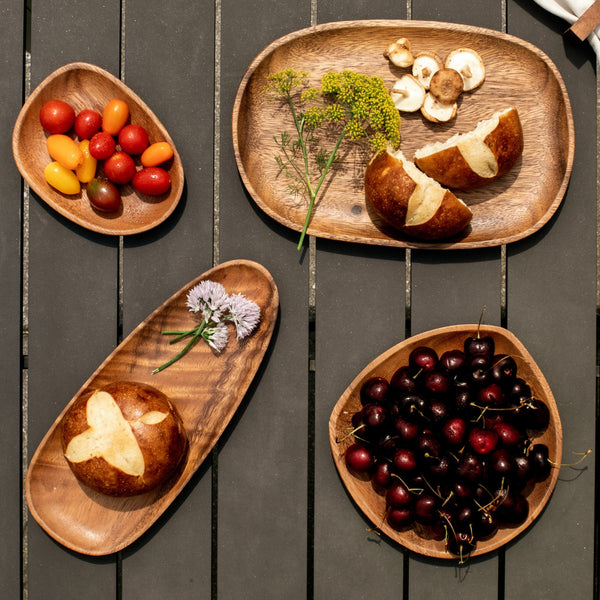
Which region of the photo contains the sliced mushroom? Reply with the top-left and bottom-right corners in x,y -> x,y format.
412,51 -> 443,90
421,92 -> 458,123
391,74 -> 426,112
384,38 -> 414,68
429,68 -> 464,104
445,48 -> 485,91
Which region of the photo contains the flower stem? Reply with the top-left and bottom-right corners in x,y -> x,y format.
152,327 -> 203,374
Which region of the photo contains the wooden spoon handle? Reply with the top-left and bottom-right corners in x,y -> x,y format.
566,0 -> 600,41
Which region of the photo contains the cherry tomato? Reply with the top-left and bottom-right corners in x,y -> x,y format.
44,161 -> 81,195
118,124 -> 149,155
39,100 -> 75,134
75,140 -> 97,183
141,142 -> 173,167
103,151 -> 136,185
132,167 -> 171,195
46,134 -> 84,170
102,99 -> 129,135
87,177 -> 121,212
74,109 -> 102,140
89,131 -> 116,160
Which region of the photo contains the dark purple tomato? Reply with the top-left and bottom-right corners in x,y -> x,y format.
87,177 -> 121,212
132,167 -> 171,195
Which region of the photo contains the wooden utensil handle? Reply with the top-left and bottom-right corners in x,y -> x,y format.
566,0 -> 600,41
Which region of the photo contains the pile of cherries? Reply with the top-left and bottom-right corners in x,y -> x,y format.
343,332 -> 553,561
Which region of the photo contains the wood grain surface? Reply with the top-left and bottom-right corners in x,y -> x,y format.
25,260 -> 278,555
329,325 -> 562,559
233,20 -> 574,249
12,62 -> 184,235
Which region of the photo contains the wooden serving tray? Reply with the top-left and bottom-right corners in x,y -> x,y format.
329,325 -> 562,559
26,260 -> 278,555
13,62 -> 184,236
233,20 -> 574,249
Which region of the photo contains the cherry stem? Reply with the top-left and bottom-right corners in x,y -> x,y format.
548,449 -> 592,468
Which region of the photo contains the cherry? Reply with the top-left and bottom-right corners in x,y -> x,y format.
492,421 -> 523,448
508,377 -> 531,400
390,365 -> 418,396
427,453 -> 454,483
529,444 -> 552,482
489,448 -> 514,480
447,530 -> 476,561
478,382 -> 505,407
464,333 -> 495,357
345,443 -> 374,473
517,399 -> 550,432
386,480 -> 413,508
424,369 -> 451,396
371,460 -> 393,493
441,417 -> 468,447
513,454 -> 533,490
472,509 -> 498,539
428,398 -> 450,426
393,417 -> 420,446
387,507 -> 415,530
439,349 -> 466,373
360,376 -> 390,406
393,447 -> 418,475
414,494 -> 438,525
490,354 -> 518,384
361,403 -> 388,431
376,432 -> 398,458
457,453 -> 485,483
496,491 -> 529,525
416,431 -> 441,460
468,427 -> 499,455
409,346 -> 439,372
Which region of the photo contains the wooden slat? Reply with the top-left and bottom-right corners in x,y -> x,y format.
0,1 -> 26,598
25,1 -> 121,597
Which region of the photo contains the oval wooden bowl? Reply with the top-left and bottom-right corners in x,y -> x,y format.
26,260 -> 278,555
329,325 -> 562,559
12,62 -> 184,235
233,20 -> 574,249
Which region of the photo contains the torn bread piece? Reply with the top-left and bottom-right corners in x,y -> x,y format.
414,107 -> 524,190
365,148 -> 472,240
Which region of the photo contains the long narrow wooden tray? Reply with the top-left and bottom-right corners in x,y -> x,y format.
26,260 -> 278,555
233,20 -> 574,249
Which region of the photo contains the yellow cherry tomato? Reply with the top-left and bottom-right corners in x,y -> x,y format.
75,139 -> 97,183
46,134 -> 84,170
141,141 -> 174,167
44,161 -> 81,195
102,99 -> 129,135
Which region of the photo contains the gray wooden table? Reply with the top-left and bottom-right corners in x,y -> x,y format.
1,0 -> 597,598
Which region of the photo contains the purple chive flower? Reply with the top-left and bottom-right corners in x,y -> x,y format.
225,293 -> 261,339
203,321 -> 230,352
186,280 -> 229,322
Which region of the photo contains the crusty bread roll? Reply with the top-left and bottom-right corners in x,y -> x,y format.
62,381 -> 188,497
365,149 -> 472,240
413,107 -> 523,190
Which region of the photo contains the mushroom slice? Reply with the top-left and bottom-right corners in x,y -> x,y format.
421,92 -> 458,123
429,68 -> 464,104
445,48 -> 485,91
412,51 -> 443,90
384,38 -> 414,68
391,74 -> 426,112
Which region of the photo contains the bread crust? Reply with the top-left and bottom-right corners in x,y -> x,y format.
62,381 -> 188,496
365,150 -> 472,240
414,107 -> 523,190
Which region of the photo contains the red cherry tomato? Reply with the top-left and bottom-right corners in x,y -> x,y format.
118,124 -> 149,155
74,109 -> 102,140
89,131 -> 116,160
39,100 -> 75,134
87,178 -> 121,212
132,167 -> 171,196
103,151 -> 136,185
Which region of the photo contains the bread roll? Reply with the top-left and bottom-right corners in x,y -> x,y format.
413,107 -> 523,190
365,149 -> 472,241
62,381 -> 188,496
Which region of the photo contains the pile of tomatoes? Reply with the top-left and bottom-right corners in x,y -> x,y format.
40,98 -> 173,213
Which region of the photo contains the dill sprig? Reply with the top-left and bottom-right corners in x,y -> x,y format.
265,69 -> 401,250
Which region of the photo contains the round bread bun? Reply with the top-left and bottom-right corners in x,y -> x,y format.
62,381 -> 188,497
413,107 -> 523,190
365,148 -> 472,241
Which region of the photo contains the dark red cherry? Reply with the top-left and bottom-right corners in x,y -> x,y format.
393,417 -> 420,446
387,507 -> 415,530
428,399 -> 450,426
464,333 -> 495,357
468,427 -> 499,455
457,453 -> 485,483
441,417 -> 468,447
478,383 -> 505,407
414,494 -> 438,525
360,376 -> 390,406
345,443 -> 374,473
361,403 -> 388,431
390,366 -> 418,396
447,530 -> 476,560
490,448 -> 514,480
519,399 -> 550,432
439,349 -> 466,373
386,480 -> 413,508
371,460 -> 393,493
490,354 -> 518,384
492,421 -> 523,448
409,346 -> 439,372
472,509 -> 498,539
393,447 -> 418,475
427,453 -> 454,484
529,444 -> 552,482
424,369 -> 451,396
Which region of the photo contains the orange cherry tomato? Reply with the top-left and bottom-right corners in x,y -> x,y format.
75,140 -> 97,183
46,134 -> 84,170
141,142 -> 173,167
102,99 -> 129,135
44,162 -> 81,195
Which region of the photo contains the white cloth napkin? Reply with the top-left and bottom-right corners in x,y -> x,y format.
533,0 -> 600,55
